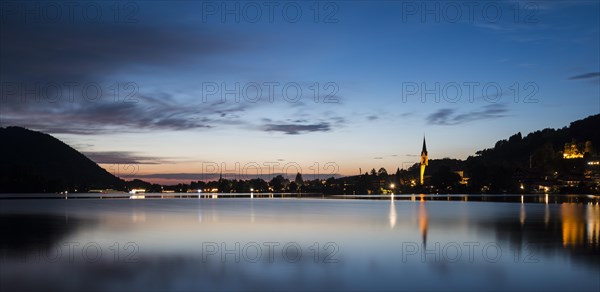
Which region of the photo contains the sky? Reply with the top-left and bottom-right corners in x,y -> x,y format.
1,0 -> 599,184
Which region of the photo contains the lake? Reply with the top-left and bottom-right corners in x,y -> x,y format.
1,194 -> 598,291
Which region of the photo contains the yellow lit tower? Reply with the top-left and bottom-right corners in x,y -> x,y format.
420,136 -> 428,185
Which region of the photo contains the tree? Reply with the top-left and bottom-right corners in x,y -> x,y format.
219,178 -> 232,193
289,181 -> 298,192
395,167 -> 402,187
249,178 -> 268,192
269,175 -> 288,192
294,172 -> 304,186
378,167 -> 388,177
430,165 -> 460,192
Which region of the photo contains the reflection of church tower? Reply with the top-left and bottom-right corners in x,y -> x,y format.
419,202 -> 428,248
420,137 -> 428,185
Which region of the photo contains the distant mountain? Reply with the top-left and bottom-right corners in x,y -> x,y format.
0,127 -> 124,192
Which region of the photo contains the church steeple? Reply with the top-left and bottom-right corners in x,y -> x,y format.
420,136 -> 428,185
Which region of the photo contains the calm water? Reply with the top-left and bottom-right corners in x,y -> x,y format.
1,194 -> 599,291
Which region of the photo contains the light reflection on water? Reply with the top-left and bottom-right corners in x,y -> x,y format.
0,196 -> 598,291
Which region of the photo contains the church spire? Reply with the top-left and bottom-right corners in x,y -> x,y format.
420,136 -> 428,185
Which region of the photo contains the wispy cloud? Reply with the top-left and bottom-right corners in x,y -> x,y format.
470,1 -> 597,44
568,72 -> 600,80
1,93 -> 248,134
0,8 -> 271,135
426,104 -> 509,125
259,110 -> 347,135
263,123 -> 331,135
83,151 -> 171,165
1,87 -> 349,136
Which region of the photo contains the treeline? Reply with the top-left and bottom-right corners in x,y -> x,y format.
461,114 -> 599,194
125,163 -> 472,195
126,173 -> 347,194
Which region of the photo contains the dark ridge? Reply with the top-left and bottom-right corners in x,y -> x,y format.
0,126 -> 125,192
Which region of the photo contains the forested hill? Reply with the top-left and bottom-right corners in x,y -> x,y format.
0,127 -> 124,192
461,114 -> 600,192
473,114 -> 599,162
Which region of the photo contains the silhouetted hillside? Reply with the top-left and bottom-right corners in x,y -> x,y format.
463,114 -> 600,193
380,114 -> 600,194
0,127 -> 124,192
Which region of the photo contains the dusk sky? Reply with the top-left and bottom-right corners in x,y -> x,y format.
1,1 -> 599,184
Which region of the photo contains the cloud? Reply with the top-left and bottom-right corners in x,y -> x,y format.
471,1 -> 598,44
263,123 -> 331,135
0,4 -> 358,137
0,92 -> 248,134
426,108 -> 454,125
0,85 -> 347,135
1,18 -> 256,82
426,104 -> 509,125
0,5 -> 269,135
568,72 -> 600,80
83,151 -> 170,165
258,112 -> 346,135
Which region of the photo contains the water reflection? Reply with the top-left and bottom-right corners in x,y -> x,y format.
388,196 -> 396,229
562,204 -> 586,247
561,203 -> 600,247
0,214 -> 93,258
588,204 -> 600,246
544,203 -> 550,226
519,202 -> 526,225
486,201 -> 599,271
418,201 -> 428,248
0,197 -> 598,291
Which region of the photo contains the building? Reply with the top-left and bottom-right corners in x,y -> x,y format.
454,170 -> 470,185
563,139 -> 592,159
420,137 -> 428,185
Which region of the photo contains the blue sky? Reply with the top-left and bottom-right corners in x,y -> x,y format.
1,1 -> 598,183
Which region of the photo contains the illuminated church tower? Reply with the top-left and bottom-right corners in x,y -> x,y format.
420,137 -> 428,185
